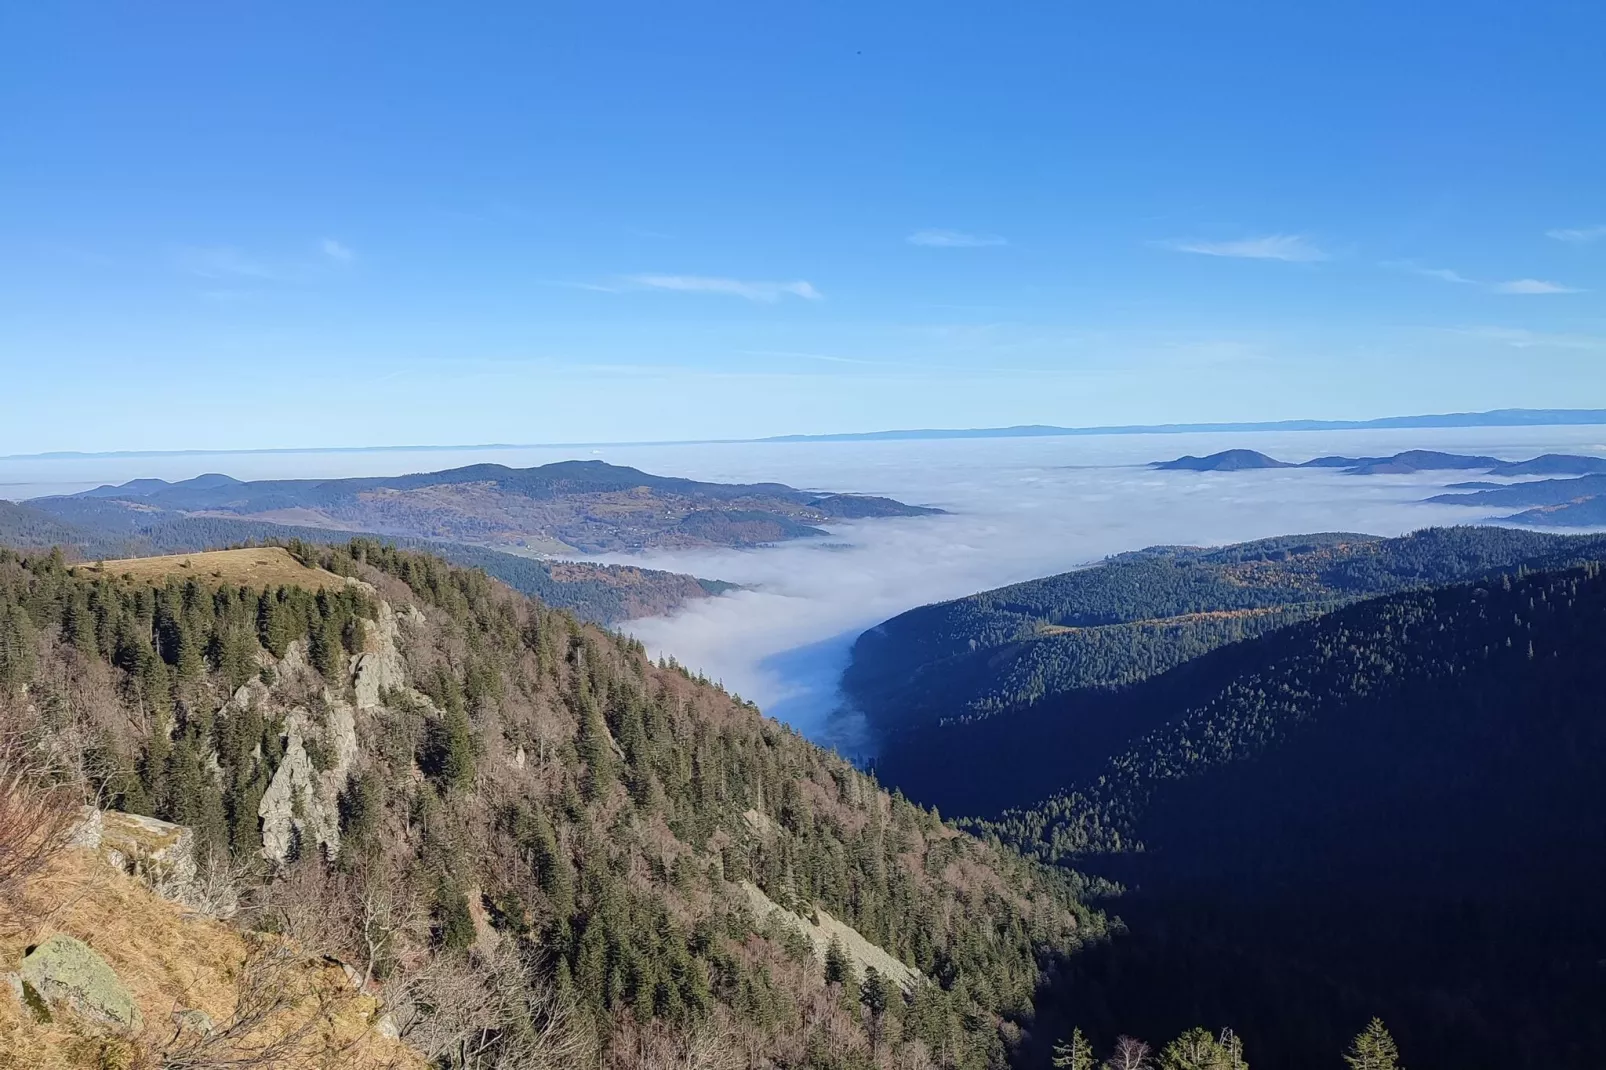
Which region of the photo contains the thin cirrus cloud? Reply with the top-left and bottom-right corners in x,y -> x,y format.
175,239 -> 356,282
174,246 -> 281,280
1159,233 -> 1328,262
1389,261 -> 1581,295
906,229 -> 1008,248
1490,278 -> 1582,295
1546,224 -> 1606,244
1387,261 -> 1476,285
627,275 -> 823,302
320,238 -> 356,262
1451,326 -> 1606,350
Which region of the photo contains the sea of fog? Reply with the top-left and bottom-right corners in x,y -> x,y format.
6,425 -> 1606,750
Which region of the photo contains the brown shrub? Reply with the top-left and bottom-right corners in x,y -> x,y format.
0,750 -> 77,903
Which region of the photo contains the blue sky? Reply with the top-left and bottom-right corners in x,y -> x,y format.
2,1 -> 1604,453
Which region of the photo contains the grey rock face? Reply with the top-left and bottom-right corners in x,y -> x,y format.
258,726 -> 338,863
352,600 -> 407,710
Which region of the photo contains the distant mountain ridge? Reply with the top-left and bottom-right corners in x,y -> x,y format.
30,458 -> 939,555
766,407 -> 1606,443
1431,472 -> 1606,527
1153,448 -> 1606,476
11,407 -> 1605,461
0,496 -> 729,624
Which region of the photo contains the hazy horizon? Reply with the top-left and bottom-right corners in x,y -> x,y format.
12,424 -> 1603,748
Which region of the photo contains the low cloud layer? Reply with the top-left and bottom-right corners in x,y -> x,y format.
8,429 -> 1604,749
597,428 -> 1606,746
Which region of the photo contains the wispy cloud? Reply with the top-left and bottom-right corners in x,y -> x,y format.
175,240 -> 355,283
1490,278 -> 1582,295
1451,326 -> 1606,350
1386,260 -> 1475,284
1159,234 -> 1328,262
628,275 -> 823,302
541,279 -> 625,294
1389,261 -> 1582,295
175,246 -> 282,280
741,349 -> 912,367
1546,224 -> 1606,244
907,229 -> 1007,248
320,238 -> 356,262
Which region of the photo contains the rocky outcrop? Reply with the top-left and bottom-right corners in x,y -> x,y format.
72,808 -> 197,895
259,723 -> 341,863
258,600 -> 405,864
736,881 -> 921,992
352,600 -> 407,710
15,934 -> 142,1032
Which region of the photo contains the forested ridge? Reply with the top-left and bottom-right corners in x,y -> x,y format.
971,560 -> 1606,1070
28,458 -> 938,555
850,528 -> 1606,812
847,528 -> 1606,738
0,538 -> 1095,1069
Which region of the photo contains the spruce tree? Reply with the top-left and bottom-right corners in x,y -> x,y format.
0,601 -> 37,694
1343,1019 -> 1401,1070
1053,1028 -> 1095,1070
824,935 -> 853,986
1160,1027 -> 1231,1070
310,611 -> 344,679
423,707 -> 476,792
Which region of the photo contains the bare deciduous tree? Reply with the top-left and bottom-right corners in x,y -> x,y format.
155,938 -> 357,1070
1105,1035 -> 1154,1070
386,940 -> 592,1070
0,745 -> 77,902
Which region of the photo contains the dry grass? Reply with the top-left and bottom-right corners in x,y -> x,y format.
77,547 -> 350,592
0,849 -> 422,1070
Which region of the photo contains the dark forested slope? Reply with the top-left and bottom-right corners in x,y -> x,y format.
975,561 -> 1606,1070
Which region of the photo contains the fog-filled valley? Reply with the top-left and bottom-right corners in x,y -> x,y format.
9,423 -> 1605,749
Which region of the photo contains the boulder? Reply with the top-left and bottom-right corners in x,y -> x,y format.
17,934 -> 142,1032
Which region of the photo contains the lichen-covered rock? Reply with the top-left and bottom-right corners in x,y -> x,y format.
18,934 -> 142,1032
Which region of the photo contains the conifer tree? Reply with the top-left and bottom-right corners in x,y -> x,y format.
577,697 -> 616,802
1053,1028 -> 1095,1070
423,706 -> 476,792
310,610 -> 344,679
0,601 -> 37,694
1343,1019 -> 1401,1070
1160,1027 -> 1233,1070
63,592 -> 98,659
824,935 -> 853,986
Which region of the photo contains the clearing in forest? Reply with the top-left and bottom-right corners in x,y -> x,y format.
81,546 -> 350,591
